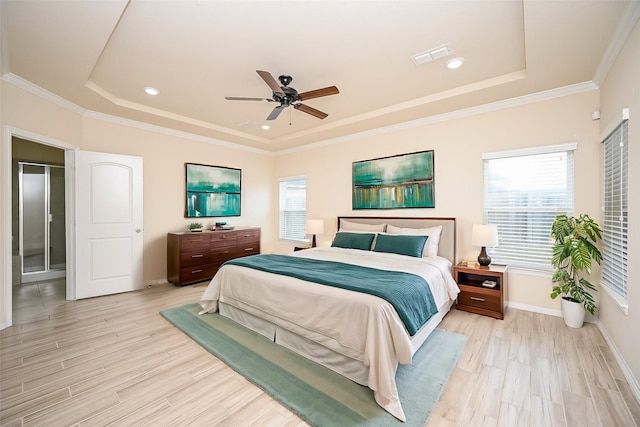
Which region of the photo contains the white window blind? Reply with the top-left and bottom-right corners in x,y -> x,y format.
483,144 -> 575,270
601,118 -> 628,299
279,177 -> 307,241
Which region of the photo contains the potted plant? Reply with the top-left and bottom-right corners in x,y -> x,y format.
549,213 -> 602,328
188,222 -> 204,232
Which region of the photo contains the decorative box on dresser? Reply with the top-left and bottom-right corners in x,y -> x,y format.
453,263 -> 507,319
167,227 -> 260,286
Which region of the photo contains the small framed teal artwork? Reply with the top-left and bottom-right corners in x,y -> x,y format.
185,163 -> 241,217
352,150 -> 434,209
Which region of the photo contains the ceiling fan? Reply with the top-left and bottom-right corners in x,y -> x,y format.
225,70 -> 339,121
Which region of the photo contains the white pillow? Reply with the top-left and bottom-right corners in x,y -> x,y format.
339,220 -> 386,232
385,224 -> 442,258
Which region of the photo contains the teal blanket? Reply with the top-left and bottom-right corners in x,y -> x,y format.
224,254 -> 438,335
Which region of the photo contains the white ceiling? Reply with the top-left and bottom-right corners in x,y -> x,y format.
2,1 -> 638,152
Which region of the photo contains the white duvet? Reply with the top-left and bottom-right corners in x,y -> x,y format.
199,247 -> 459,421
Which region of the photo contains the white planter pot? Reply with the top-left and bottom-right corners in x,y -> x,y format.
561,297 -> 585,328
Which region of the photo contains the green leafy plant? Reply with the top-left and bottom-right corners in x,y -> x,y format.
188,222 -> 203,230
549,214 -> 602,315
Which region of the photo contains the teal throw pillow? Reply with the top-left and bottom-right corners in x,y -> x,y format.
331,232 -> 375,251
373,233 -> 428,258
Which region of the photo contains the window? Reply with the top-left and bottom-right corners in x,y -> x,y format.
601,115 -> 628,302
483,143 -> 576,270
279,177 -> 306,242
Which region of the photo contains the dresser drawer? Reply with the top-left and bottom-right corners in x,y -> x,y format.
458,290 -> 501,313
236,229 -> 260,243
211,246 -> 236,263
179,264 -> 214,284
210,233 -> 238,248
180,249 -> 210,268
180,234 -> 211,250
167,228 -> 261,286
236,244 -> 260,257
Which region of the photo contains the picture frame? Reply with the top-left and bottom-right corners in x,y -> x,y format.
352,150 -> 435,209
185,163 -> 241,217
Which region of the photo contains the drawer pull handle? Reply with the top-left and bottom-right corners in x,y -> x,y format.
244,234 -> 251,237
191,254 -> 203,258
470,297 -> 485,302
244,247 -> 254,251
191,269 -> 203,274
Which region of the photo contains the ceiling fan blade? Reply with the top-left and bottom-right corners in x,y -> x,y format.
298,86 -> 339,101
225,96 -> 271,101
267,105 -> 285,120
295,103 -> 328,119
257,70 -> 284,95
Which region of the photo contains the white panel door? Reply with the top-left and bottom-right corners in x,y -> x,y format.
75,151 -> 143,299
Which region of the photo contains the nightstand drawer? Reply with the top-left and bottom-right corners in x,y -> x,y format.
458,291 -> 501,312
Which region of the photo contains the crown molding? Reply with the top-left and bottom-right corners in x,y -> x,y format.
3,71 -> 598,158
2,73 -> 273,156
1,73 -> 86,115
83,111 -> 274,156
278,81 -> 599,155
592,1 -> 640,86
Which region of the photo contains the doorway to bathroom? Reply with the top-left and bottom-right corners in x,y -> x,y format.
12,138 -> 67,322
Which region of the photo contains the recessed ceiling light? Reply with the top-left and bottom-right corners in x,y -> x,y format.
143,86 -> 159,96
261,125 -> 270,130
446,57 -> 464,69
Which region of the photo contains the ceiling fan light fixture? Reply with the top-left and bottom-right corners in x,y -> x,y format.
446,57 -> 465,69
143,86 -> 159,96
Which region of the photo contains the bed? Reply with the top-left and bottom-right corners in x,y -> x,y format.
199,216 -> 459,421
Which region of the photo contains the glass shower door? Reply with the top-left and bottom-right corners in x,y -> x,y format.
19,163 -> 66,276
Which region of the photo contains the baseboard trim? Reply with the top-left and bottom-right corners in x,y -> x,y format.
596,320 -> 640,406
506,301 -> 562,318
143,278 -> 170,288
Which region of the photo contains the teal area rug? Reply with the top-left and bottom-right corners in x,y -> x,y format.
160,303 -> 466,427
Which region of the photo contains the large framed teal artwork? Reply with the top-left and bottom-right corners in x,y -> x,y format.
352,150 -> 435,209
185,163 -> 241,217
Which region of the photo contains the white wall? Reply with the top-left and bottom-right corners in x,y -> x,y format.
0,81 -> 276,327
275,89 -> 602,314
598,18 -> 640,398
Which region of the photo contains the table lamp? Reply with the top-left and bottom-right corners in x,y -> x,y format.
306,219 -> 325,248
471,224 -> 499,266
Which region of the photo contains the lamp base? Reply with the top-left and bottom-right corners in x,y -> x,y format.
311,234 -> 317,248
477,246 -> 491,266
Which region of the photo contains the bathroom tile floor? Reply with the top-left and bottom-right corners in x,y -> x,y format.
12,278 -> 66,323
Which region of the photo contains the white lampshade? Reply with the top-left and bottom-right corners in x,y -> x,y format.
306,219 -> 325,235
471,224 -> 499,247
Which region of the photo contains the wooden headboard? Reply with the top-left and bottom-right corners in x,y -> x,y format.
337,216 -> 457,263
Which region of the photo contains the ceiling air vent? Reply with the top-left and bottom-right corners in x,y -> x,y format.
411,44 -> 452,65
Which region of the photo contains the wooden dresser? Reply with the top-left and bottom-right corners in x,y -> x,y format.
167,227 -> 260,286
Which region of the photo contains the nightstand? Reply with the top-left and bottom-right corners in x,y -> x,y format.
453,263 -> 507,319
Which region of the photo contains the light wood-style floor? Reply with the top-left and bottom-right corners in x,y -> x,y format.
1,282 -> 639,426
